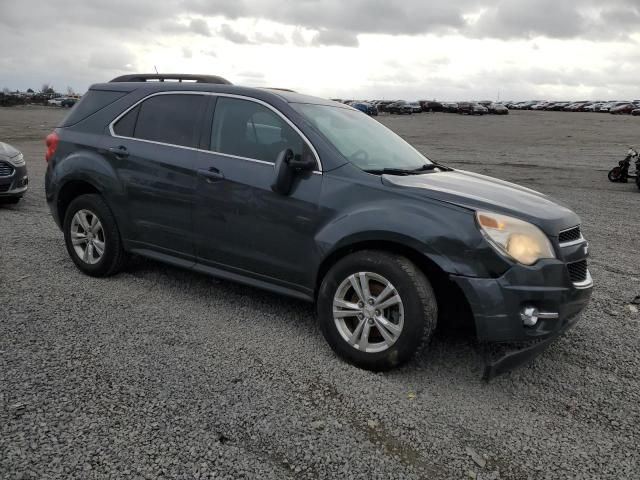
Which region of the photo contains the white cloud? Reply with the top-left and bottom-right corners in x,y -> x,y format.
2,0 -> 640,100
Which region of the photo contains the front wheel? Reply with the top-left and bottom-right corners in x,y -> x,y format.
63,194 -> 127,277
636,175 -> 640,190
317,250 -> 437,371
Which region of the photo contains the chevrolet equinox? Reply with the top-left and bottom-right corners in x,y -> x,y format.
45,74 -> 593,374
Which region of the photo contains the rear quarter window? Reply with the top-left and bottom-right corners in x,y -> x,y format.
128,94 -> 207,148
60,90 -> 127,127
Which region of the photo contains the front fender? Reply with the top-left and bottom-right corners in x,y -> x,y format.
314,198 -> 509,279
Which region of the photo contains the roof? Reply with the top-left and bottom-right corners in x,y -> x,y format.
90,74 -> 347,109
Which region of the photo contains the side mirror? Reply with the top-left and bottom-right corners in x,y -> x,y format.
271,149 -> 295,195
271,149 -> 316,195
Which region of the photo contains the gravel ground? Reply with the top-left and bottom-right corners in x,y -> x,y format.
1,106 -> 639,479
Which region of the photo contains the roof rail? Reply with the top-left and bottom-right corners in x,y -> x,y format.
109,74 -> 232,85
263,87 -> 297,93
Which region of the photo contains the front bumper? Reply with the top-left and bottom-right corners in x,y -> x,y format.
0,163 -> 28,197
451,259 -> 592,343
451,259 -> 592,378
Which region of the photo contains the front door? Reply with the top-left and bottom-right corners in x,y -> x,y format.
193,96 -> 323,292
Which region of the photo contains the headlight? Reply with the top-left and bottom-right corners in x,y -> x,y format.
476,211 -> 555,265
8,153 -> 25,167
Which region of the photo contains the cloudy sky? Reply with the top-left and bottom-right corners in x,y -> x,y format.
1,0 -> 639,101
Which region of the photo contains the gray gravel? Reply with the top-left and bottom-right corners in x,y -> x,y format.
1,106 -> 639,479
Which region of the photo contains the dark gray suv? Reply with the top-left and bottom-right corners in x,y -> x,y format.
45,74 -> 592,374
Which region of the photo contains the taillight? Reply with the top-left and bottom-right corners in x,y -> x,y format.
45,131 -> 59,162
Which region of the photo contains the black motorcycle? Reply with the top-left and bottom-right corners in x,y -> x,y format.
608,147 -> 640,184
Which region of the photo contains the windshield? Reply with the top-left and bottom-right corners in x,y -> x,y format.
292,103 -> 432,171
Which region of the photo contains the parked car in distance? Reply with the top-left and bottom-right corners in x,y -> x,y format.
350,102 -> 378,116
61,97 -> 78,108
47,97 -> 78,107
375,101 -> 395,113
408,102 -> 422,113
0,141 -> 28,204
458,102 -> 488,115
583,102 -> 602,112
387,101 -> 413,114
421,101 -> 444,112
610,103 -> 635,114
442,102 -> 459,113
631,108 -> 640,116
45,73 -> 593,373
530,102 -> 550,110
488,103 -> 509,115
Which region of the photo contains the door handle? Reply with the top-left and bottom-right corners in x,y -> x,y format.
108,146 -> 129,158
197,167 -> 224,182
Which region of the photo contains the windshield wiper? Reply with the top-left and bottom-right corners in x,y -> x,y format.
364,164 -> 444,175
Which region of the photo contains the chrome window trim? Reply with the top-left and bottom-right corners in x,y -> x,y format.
107,90 -> 323,173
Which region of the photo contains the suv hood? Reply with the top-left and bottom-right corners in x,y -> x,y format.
0,141 -> 20,161
382,169 -> 579,234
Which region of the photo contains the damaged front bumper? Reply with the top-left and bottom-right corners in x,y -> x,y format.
479,311 -> 583,380
450,259 -> 593,379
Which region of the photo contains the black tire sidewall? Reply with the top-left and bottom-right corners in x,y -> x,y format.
608,168 -> 620,182
318,252 -> 436,371
63,194 -> 122,277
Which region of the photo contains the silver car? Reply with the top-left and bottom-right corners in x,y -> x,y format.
0,142 -> 28,204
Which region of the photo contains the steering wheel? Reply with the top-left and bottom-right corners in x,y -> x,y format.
350,149 -> 369,162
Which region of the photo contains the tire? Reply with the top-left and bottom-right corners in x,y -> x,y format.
317,250 -> 437,371
63,194 -> 127,277
636,176 -> 640,190
608,167 -> 621,182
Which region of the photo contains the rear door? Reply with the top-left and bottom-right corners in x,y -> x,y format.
193,95 -> 323,291
105,92 -> 207,259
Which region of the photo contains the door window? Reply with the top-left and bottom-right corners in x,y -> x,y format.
113,94 -> 206,148
210,97 -> 306,163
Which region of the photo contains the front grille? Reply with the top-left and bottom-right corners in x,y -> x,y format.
559,226 -> 581,244
0,162 -> 14,177
567,260 -> 588,283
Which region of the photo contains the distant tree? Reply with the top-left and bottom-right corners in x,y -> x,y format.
41,83 -> 50,93
27,88 -> 34,93
67,86 -> 75,95
2,87 -> 9,94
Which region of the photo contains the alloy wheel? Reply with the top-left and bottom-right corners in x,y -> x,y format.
333,272 -> 404,353
70,209 -> 105,265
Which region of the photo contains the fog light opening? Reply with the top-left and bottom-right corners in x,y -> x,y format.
521,306 -> 539,327
520,306 -> 559,327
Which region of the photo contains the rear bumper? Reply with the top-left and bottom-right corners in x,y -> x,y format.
0,164 -> 28,197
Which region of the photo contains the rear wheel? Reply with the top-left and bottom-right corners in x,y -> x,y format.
608,167 -> 621,182
63,194 -> 127,277
318,250 -> 437,371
